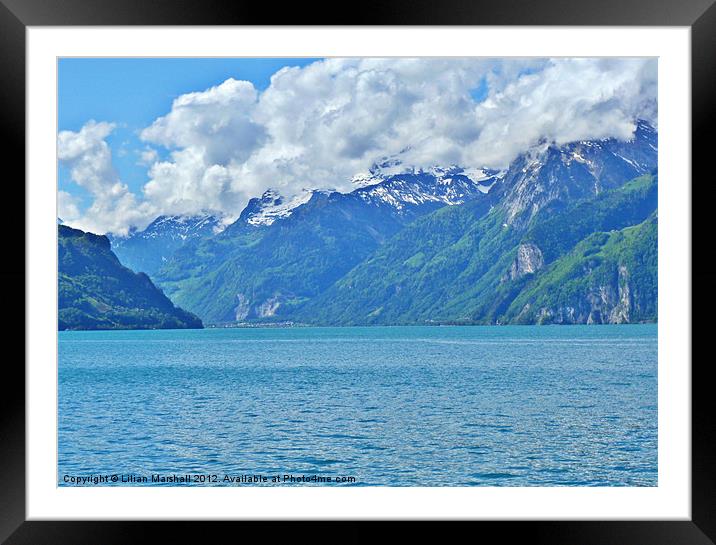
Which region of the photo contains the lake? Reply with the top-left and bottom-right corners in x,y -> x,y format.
58,324 -> 657,486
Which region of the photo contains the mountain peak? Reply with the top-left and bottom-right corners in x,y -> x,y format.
502,121 -> 658,224
108,212 -> 226,276
351,166 -> 502,213
129,212 -> 225,239
259,188 -> 283,204
238,189 -> 314,227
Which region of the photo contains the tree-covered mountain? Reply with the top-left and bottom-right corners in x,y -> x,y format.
58,225 -> 203,330
504,211 -> 657,324
297,173 -> 657,325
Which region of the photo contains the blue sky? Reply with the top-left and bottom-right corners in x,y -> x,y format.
58,58 -> 319,205
57,57 -> 657,235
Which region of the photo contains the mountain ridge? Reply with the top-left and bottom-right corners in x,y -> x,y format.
294,173 -> 657,326
59,225 -> 203,330
109,212 -> 225,276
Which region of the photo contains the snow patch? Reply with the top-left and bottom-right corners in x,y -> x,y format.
245,190 -> 314,226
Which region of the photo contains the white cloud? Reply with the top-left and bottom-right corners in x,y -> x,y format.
141,147 -> 245,216
463,58 -> 658,166
58,121 -> 118,195
58,120 -> 156,235
57,190 -> 81,222
62,58 -> 657,233
137,147 -> 159,166
141,78 -> 265,165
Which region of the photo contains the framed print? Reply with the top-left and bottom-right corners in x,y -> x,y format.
3,0 -> 714,542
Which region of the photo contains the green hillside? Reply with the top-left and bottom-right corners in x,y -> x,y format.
504,213 -> 657,324
294,174 -> 657,325
155,192 -> 411,323
58,225 -> 203,330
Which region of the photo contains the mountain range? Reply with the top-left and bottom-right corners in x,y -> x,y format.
152,165 -> 505,322
108,212 -> 224,277
63,120 -> 657,329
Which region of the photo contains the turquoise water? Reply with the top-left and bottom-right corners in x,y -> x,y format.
58,325 -> 657,486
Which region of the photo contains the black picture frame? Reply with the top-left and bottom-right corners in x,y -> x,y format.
2,0 -> 713,542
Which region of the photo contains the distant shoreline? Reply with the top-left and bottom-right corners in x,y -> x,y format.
59,321 -> 658,332
209,321 -> 658,329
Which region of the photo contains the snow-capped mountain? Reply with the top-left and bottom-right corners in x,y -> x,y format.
230,164 -> 501,231
160,164 -> 503,322
237,189 -> 316,227
352,167 -> 501,212
351,162 -> 499,188
109,212 -> 225,276
501,120 -> 657,225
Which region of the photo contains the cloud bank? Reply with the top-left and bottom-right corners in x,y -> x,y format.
59,57 -> 657,234
58,121 -> 156,234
